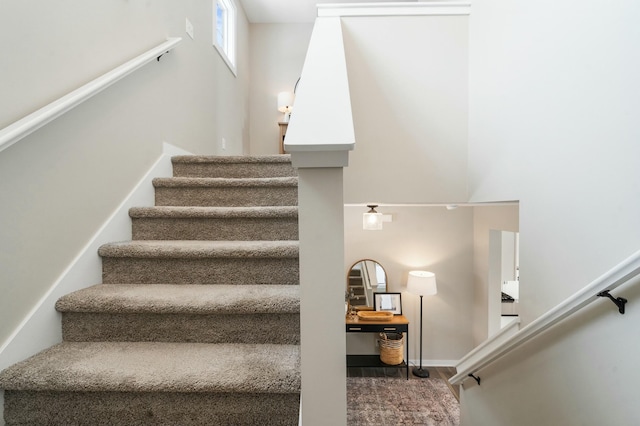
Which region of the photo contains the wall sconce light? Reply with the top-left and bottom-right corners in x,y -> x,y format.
407,270 -> 438,378
277,91 -> 295,123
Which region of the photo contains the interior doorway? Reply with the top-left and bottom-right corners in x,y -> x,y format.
488,230 -> 519,336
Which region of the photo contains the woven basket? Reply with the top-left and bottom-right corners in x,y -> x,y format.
379,332 -> 404,365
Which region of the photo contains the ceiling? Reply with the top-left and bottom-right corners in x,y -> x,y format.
238,0 -> 416,23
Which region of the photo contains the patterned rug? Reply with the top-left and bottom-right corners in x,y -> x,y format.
347,377 -> 460,425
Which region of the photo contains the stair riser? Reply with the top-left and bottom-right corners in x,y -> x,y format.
62,313 -> 300,344
132,217 -> 298,240
4,390 -> 299,426
173,162 -> 297,179
155,186 -> 298,207
102,257 -> 299,284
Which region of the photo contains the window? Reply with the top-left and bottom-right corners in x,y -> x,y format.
214,0 -> 237,75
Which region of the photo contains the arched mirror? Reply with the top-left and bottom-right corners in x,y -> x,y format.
346,259 -> 387,311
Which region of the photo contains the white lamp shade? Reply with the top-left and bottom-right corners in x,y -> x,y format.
407,271 -> 437,296
277,91 -> 295,113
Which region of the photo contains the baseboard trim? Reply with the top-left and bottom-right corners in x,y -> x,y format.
0,142 -> 189,371
408,359 -> 459,368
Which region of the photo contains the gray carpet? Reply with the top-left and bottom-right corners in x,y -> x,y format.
171,154 -> 297,178
130,206 -> 299,241
56,284 -> 300,314
0,155 -> 301,425
56,284 -> 300,344
4,391 -> 299,426
153,176 -> 298,207
347,377 -> 460,426
0,342 -> 300,393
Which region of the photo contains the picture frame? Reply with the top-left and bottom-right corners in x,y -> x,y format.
374,292 -> 402,315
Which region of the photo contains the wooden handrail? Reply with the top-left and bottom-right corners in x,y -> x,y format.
450,249 -> 640,385
0,37 -> 182,154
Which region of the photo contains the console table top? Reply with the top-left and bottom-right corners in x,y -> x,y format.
346,314 -> 409,326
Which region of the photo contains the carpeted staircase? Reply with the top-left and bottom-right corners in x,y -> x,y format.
0,155 -> 301,425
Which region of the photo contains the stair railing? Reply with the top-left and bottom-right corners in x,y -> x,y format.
450,249 -> 640,386
0,37 -> 181,154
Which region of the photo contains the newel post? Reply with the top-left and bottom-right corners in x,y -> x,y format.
296,166 -> 347,426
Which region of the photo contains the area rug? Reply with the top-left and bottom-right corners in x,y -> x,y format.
347,377 -> 460,426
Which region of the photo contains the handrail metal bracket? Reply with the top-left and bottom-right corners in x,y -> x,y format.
468,373 -> 481,386
597,290 -> 627,314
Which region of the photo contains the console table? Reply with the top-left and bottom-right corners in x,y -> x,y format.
346,314 -> 409,379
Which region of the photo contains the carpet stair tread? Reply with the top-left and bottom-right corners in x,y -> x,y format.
129,205 -> 298,219
0,341 -> 300,394
172,155 -> 293,165
98,240 -> 299,259
153,176 -> 298,188
171,155 -> 297,179
153,176 -> 298,208
130,206 -> 299,241
56,284 -> 300,314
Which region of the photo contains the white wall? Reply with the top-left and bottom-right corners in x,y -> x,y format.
248,23 -> 313,155
341,15 -> 468,204
463,0 -> 640,424
0,0 -> 250,347
468,0 -> 640,318
345,205 -> 475,365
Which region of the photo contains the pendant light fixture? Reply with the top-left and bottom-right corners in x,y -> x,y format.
363,204 -> 383,230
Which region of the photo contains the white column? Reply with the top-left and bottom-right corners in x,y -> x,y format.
298,167 -> 347,426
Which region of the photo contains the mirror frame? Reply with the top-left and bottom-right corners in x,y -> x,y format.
346,259 -> 388,310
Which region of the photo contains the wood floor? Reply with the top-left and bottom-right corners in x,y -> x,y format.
347,365 -> 460,401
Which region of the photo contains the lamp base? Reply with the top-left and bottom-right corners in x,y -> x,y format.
412,367 -> 430,378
